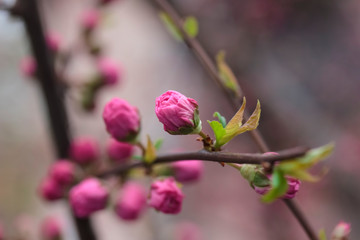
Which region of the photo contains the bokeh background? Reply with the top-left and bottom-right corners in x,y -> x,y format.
0,0 -> 359,239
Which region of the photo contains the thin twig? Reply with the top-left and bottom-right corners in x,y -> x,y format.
151,1 -> 318,239
97,146 -> 308,178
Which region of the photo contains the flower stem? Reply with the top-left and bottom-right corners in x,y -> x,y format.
198,131 -> 208,139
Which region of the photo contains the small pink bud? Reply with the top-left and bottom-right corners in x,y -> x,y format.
331,221 -> 351,240
41,217 -> 61,240
149,178 -> 184,214
49,160 -> 76,186
80,9 -> 100,31
254,177 -> 300,199
172,161 -> 203,183
46,32 -> 61,52
20,56 -> 37,78
39,178 -> 64,201
106,138 -> 134,163
97,57 -> 121,85
103,98 -> 140,142
115,182 -> 147,221
69,178 -> 108,218
69,137 -> 99,164
175,222 -> 203,240
155,90 -> 202,135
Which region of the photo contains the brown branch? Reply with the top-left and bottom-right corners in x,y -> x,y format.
151,1 -> 318,239
97,146 -> 308,179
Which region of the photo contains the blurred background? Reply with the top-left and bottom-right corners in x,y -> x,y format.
0,0 -> 359,239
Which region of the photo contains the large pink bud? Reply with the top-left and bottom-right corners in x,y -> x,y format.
331,221 -> 351,240
80,9 -> 100,31
97,57 -> 121,85
69,137 -> 99,164
20,56 -> 37,78
254,177 -> 300,199
106,138 -> 134,163
115,182 -> 147,221
39,178 -> 64,201
48,160 -> 76,186
172,160 -> 203,183
46,32 -> 61,53
149,178 -> 184,214
103,98 -> 140,142
69,178 -> 109,218
155,90 -> 202,135
41,217 -> 62,240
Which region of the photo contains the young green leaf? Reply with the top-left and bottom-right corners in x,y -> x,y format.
154,139 -> 164,151
207,120 -> 226,145
213,112 -> 227,127
183,16 -> 199,38
262,168 -> 288,203
144,135 -> 157,164
318,229 -> 327,240
216,51 -> 241,97
159,12 -> 183,41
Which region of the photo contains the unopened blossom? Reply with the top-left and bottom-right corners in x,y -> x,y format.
39,178 -> 64,201
41,217 -> 62,240
172,160 -> 203,183
149,178 -> 184,214
69,178 -> 108,218
69,137 -> 99,164
155,90 -> 202,135
106,138 -> 134,163
49,160 -> 76,186
80,9 -> 100,31
46,32 -> 61,52
103,98 -> 140,142
331,221 -> 351,240
20,56 -> 37,78
97,58 -> 121,85
175,222 -> 203,240
115,182 -> 147,221
254,177 -> 301,199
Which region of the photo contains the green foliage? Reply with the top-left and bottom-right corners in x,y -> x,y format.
262,169 -> 288,203
208,97 -> 261,149
159,12 -> 183,41
216,51 -> 241,97
183,16 -> 199,38
144,135 -> 157,164
213,112 -> 227,127
318,229 -> 328,240
277,143 -> 334,182
154,138 -> 164,150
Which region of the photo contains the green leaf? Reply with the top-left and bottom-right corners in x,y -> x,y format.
216,51 -> 241,97
183,16 -> 199,38
159,12 -> 183,41
144,135 -> 157,164
236,100 -> 261,134
318,229 -> 327,240
213,112 -> 227,127
208,120 -> 226,145
262,169 -> 288,203
154,139 -> 164,151
278,143 -> 334,182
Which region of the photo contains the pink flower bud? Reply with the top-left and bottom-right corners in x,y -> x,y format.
106,138 -> 134,163
69,137 -> 99,164
254,177 -> 300,199
175,222 -> 203,240
49,160 -> 76,186
80,9 -> 100,31
41,217 -> 61,240
331,221 -> 351,240
115,182 -> 147,221
39,178 -> 64,201
20,56 -> 37,78
46,32 -> 61,53
69,178 -> 108,218
97,58 -> 121,85
155,90 -> 202,135
149,178 -> 184,214
172,161 -> 203,183
103,98 -> 140,142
